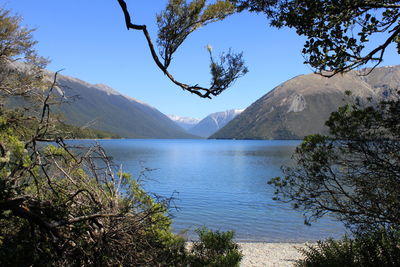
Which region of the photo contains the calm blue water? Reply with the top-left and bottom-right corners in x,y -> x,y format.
68,139 -> 345,242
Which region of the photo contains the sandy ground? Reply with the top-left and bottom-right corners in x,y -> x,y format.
239,242 -> 310,267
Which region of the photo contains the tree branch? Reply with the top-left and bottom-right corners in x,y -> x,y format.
116,0 -> 244,98
320,24 -> 400,77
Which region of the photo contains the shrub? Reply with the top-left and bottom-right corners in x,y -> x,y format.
188,227 -> 243,267
296,229 -> 400,267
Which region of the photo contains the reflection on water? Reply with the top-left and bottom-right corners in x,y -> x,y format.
67,139 -> 345,242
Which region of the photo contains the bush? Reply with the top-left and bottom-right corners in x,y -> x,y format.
188,227 -> 243,267
296,229 -> 400,267
269,97 -> 400,233
0,7 -> 244,266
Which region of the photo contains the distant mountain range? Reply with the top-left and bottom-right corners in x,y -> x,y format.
51,73 -> 195,139
211,65 -> 400,140
169,109 -> 243,138
12,63 -> 399,140
40,69 -> 242,139
167,115 -> 200,131
190,109 -> 243,137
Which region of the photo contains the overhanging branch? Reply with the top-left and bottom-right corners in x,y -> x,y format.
116,0 -> 244,99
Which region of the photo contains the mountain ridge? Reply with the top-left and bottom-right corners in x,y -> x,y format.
187,109 -> 243,137
48,72 -> 196,139
167,115 -> 200,131
211,65 -> 400,140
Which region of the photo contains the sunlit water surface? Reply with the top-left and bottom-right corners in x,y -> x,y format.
68,139 -> 345,242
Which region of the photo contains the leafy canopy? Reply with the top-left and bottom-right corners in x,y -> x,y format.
118,0 -> 400,97
269,95 -> 400,233
235,0 -> 400,75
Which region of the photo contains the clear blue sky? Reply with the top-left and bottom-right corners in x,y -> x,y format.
4,0 -> 399,119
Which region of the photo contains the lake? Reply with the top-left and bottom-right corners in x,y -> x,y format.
69,139 -> 345,242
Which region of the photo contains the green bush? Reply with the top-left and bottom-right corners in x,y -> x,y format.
0,6 -> 244,266
296,229 -> 400,267
188,227 -> 243,267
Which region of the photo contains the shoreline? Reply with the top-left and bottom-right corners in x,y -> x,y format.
238,242 -> 311,267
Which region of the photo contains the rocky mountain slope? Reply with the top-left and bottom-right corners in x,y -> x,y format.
51,74 -> 195,139
211,66 -> 400,140
188,109 -> 243,137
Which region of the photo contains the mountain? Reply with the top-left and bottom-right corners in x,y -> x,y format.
188,109 -> 243,138
211,65 -> 400,140
51,73 -> 195,139
167,115 -> 200,131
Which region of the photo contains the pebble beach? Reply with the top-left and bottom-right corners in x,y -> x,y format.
239,242 -> 310,267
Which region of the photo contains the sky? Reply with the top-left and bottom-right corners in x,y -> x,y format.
3,1 -> 400,119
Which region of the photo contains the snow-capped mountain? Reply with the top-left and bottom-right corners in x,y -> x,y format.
188,109 -> 244,138
168,115 -> 201,131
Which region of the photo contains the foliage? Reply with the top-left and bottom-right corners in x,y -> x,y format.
157,0 -> 235,68
0,8 -> 243,266
235,0 -> 400,74
0,9 -> 48,94
188,227 -> 243,267
117,0 -> 248,98
0,7 -> 180,265
209,48 -> 248,95
0,108 -> 186,266
269,95 -> 400,233
118,0 -> 400,96
296,229 -> 400,267
238,1 -> 400,264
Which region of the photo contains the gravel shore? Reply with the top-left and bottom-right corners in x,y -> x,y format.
239,242 -> 310,267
